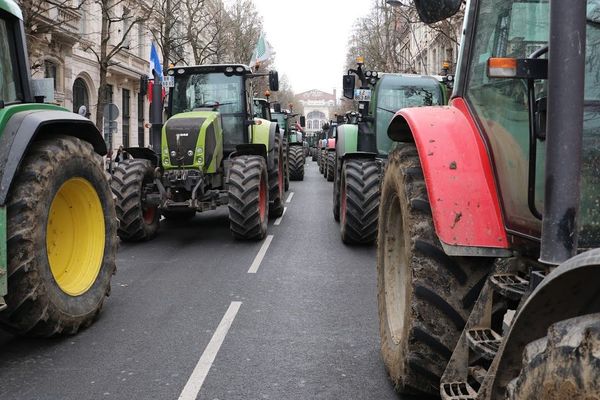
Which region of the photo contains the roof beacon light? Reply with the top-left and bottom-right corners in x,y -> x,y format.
356,56 -> 364,65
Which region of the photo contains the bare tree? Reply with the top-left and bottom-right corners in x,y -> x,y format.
83,0 -> 153,128
223,0 -> 263,64
185,0 -> 226,65
151,0 -> 187,68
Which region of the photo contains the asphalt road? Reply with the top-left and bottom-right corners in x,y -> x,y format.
0,160 -> 399,400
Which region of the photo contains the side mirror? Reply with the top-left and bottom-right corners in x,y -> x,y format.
269,70 -> 279,92
413,0 -> 462,24
343,75 -> 355,99
300,116 -> 306,127
273,102 -> 282,113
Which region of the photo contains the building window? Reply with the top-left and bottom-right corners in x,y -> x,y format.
73,78 -> 89,114
44,60 -> 57,89
122,89 -> 130,148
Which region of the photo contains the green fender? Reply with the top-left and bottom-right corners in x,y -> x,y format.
335,124 -> 359,159
251,118 -> 279,169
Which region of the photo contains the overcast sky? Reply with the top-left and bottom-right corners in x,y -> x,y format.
252,0 -> 367,96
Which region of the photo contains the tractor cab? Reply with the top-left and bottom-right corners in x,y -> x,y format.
370,74 -> 446,155
253,97 -> 271,121
0,3 -> 29,106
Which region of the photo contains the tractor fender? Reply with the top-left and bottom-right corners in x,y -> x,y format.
387,97 -> 510,257
125,147 -> 160,168
335,124 -> 358,159
250,118 -> 278,169
0,109 -> 106,206
486,249 -> 600,399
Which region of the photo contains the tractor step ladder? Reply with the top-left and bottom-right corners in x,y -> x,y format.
441,382 -> 478,400
466,328 -> 502,359
489,273 -> 529,300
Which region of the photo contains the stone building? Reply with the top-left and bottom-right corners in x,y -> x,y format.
26,1 -> 153,151
296,89 -> 338,136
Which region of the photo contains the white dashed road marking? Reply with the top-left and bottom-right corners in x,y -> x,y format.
178,301 -> 242,400
273,207 -> 287,226
286,192 -> 294,203
247,235 -> 274,274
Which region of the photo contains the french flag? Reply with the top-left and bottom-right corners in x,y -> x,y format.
148,42 -> 165,103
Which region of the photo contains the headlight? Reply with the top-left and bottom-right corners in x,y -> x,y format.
196,147 -> 203,154
372,71 -> 379,78
370,78 -> 377,85
365,71 -> 372,77
187,150 -> 194,157
197,157 -> 203,164
225,67 -> 234,73
170,151 -> 176,157
235,66 -> 245,73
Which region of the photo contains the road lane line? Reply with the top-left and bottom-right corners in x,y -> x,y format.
286,192 -> 294,203
178,301 -> 242,400
247,235 -> 274,274
273,207 -> 287,226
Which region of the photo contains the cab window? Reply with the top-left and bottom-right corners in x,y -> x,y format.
0,16 -> 22,104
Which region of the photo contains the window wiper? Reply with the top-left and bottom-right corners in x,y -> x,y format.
377,106 -> 399,114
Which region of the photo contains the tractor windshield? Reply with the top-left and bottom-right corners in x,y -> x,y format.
171,73 -> 244,115
0,17 -> 21,104
466,0 -> 600,247
373,75 -> 444,155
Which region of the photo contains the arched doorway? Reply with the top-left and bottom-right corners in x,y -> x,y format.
73,78 -> 89,115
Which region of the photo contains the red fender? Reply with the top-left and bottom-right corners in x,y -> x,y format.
388,98 -> 510,256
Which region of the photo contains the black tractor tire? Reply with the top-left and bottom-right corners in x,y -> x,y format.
283,137 -> 290,191
339,159 -> 380,243
289,146 -> 305,181
506,313 -> 600,399
0,135 -> 117,337
377,145 -> 492,395
312,149 -> 318,162
326,152 -> 335,182
333,158 -> 341,222
162,209 -> 196,222
228,155 -> 269,240
268,134 -> 285,218
319,150 -> 325,174
111,159 -> 160,242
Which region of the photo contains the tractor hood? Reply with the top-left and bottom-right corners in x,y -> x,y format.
161,111 -> 223,170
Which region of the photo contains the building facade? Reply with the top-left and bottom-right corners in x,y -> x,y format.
26,0 -> 153,151
296,89 -> 338,136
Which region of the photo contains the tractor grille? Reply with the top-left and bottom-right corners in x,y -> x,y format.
165,117 -> 205,166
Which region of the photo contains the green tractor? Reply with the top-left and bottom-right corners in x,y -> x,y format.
0,0 -> 117,336
319,122 -> 337,179
271,105 -> 306,182
112,64 -> 283,241
333,62 -> 449,244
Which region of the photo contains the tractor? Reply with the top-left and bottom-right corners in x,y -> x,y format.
377,0 -> 600,398
112,64 -> 283,241
334,62 -> 449,244
0,0 -> 117,336
272,106 -> 307,181
319,122 -> 337,180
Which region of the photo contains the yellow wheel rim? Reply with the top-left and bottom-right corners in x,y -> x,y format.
46,178 -> 105,296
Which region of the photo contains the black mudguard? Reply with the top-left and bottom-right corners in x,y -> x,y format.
125,147 -> 160,168
0,110 -> 106,206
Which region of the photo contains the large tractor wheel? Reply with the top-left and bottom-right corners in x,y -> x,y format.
506,313 -> 600,399
312,149 -> 318,162
268,135 -> 285,218
326,152 -> 335,182
283,137 -> 290,191
339,159 -> 380,244
333,158 -> 341,222
228,155 -> 269,240
377,145 -> 492,395
111,159 -> 159,242
0,135 -> 117,337
289,146 -> 305,181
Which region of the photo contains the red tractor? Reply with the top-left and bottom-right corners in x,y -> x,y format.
377,0 -> 600,398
